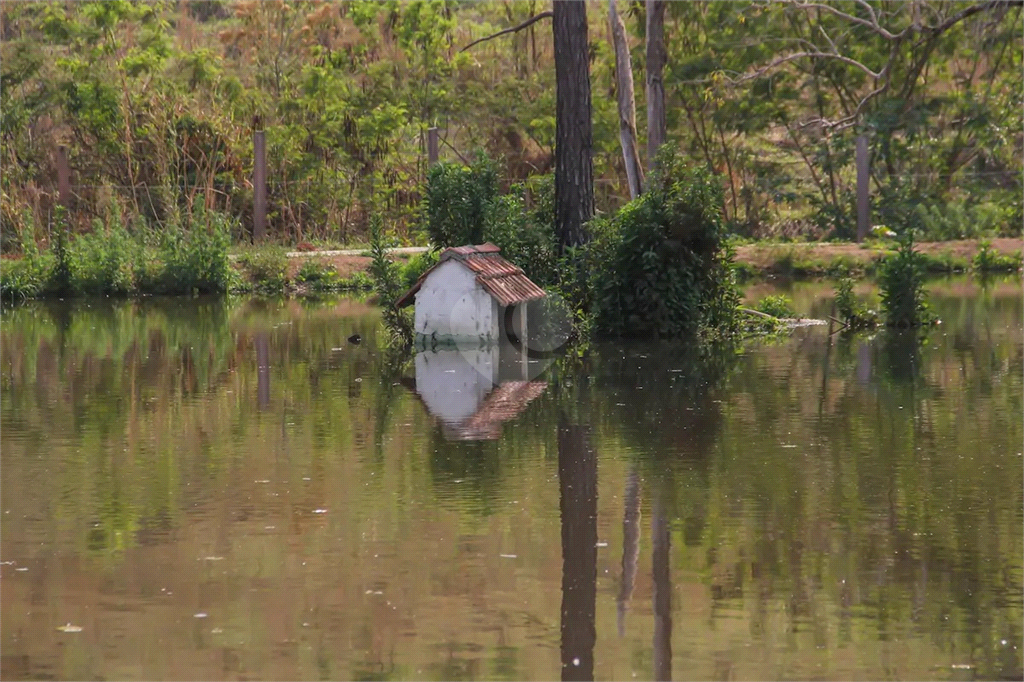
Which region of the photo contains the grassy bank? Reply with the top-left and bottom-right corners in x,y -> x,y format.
733,238 -> 1022,280
2,231 -> 1019,305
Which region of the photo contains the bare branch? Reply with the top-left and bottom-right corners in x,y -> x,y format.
733,50 -> 883,84
460,11 -> 552,52
924,0 -> 1006,35
789,1 -> 907,40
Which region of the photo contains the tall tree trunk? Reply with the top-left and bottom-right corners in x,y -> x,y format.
553,0 -> 595,252
645,0 -> 667,170
559,421 -> 597,681
608,0 -> 644,199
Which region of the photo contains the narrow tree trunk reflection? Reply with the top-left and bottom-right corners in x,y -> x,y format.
617,467 -> 641,637
652,497 -> 672,682
559,421 -> 597,682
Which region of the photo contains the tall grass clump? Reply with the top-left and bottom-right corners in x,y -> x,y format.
156,209 -> 235,294
368,214 -> 413,346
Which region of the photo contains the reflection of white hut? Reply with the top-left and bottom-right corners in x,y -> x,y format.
412,349 -> 547,440
395,244 -> 546,344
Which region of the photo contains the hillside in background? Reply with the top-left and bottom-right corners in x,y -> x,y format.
1,0 -> 1020,246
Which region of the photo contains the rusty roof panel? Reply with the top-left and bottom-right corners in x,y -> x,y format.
477,272 -> 546,307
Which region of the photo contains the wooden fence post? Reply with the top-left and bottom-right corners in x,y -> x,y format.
253,129 -> 267,242
57,146 -> 72,212
427,127 -> 439,167
856,134 -> 871,242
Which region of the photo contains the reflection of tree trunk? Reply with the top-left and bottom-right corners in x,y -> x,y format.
559,421 -> 597,682
256,332 -> 270,410
652,498 -> 672,682
617,468 -> 641,636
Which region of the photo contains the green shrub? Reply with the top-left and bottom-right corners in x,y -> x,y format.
67,220 -> 135,295
0,226 -> 51,301
339,271 -> 373,291
295,258 -> 341,291
239,248 -> 289,293
399,250 -> 439,289
157,209 -> 235,294
483,192 -> 558,286
754,295 -> 795,319
423,155 -> 558,287
834,276 -> 879,329
424,154 -> 498,248
589,149 -> 739,339
973,239 -> 1022,273
878,231 -> 935,328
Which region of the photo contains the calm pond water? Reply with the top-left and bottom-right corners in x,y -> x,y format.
2,278 -> 1021,681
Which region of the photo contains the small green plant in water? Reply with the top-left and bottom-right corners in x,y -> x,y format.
833,275 -> 879,330
878,230 -> 936,328
754,295 -> 795,319
368,214 -> 414,346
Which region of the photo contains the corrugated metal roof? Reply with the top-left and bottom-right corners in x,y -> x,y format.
395,243 -> 546,308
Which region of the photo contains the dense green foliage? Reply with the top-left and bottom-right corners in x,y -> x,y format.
754,295 -> 795,320
878,231 -> 935,327
2,1 -> 1019,248
833,276 -> 879,329
1,207 -> 237,301
587,150 -> 740,339
423,156 -> 558,286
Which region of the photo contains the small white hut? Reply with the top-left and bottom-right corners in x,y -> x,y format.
395,243 -> 546,345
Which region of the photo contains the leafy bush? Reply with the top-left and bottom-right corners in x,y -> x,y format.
423,156 -> 558,286
878,231 -> 935,328
157,209 -> 235,294
483,192 -> 558,286
834,276 -> 879,329
239,248 -> 289,293
399,250 -> 439,289
424,154 -> 498,248
295,258 -> 341,291
972,239 -> 1022,273
588,150 -> 740,339
67,220 -> 135,295
754,295 -> 795,319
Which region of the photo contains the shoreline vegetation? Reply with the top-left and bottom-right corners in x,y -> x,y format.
3,231 -> 1019,304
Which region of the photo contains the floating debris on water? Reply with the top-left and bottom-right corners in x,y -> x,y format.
57,623 -> 82,633
365,590 -> 384,595
500,554 -> 517,559
313,509 -> 327,514
194,613 -> 208,619
15,567 -> 28,572
202,556 -> 225,561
